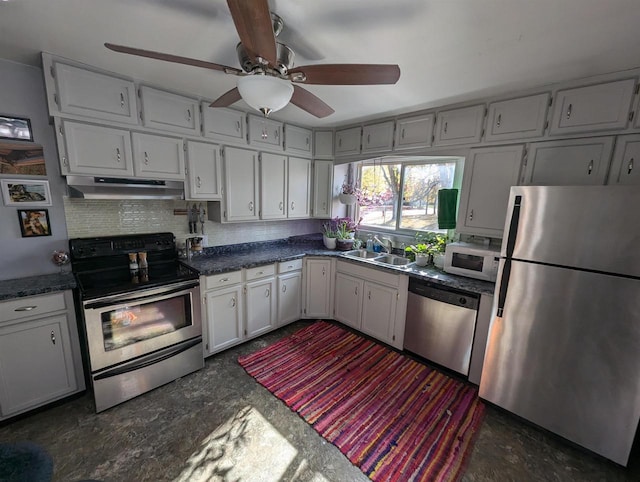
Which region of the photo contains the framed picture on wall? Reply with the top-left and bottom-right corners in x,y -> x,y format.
17,209 -> 52,237
1,179 -> 52,206
0,115 -> 33,142
0,142 -> 46,176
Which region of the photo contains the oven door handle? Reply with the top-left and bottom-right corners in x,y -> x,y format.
84,281 -> 199,310
94,337 -> 202,381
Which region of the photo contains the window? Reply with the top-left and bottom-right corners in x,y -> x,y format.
358,157 -> 462,233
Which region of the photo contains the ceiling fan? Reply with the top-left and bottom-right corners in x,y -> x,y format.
104,0 -> 400,118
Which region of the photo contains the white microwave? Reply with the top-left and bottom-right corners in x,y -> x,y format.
444,242 -> 500,282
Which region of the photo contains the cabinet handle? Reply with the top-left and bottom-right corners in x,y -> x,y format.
257,271 -> 263,275
587,159 -> 594,175
219,278 -> 229,282
367,133 -> 371,144
355,286 -> 358,296
291,201 -> 295,211
322,267 -> 326,276
322,202 -> 326,210
196,176 -> 202,188
265,289 -> 270,298
14,305 -> 37,312
262,128 -> 267,139
628,157 -> 634,174
338,137 -> 342,147
275,130 -> 280,140
496,114 -> 501,127
236,121 -> 241,132
305,137 -> 309,146
231,297 -> 236,307
59,126 -> 63,136
120,92 -> 125,108
444,121 -> 448,133
469,209 -> 474,221
144,151 -> 149,165
116,148 -> 121,162
248,201 -> 254,211
62,156 -> 68,166
401,128 -> 405,139
566,103 -> 572,119
51,331 -> 56,345
187,108 -> 192,121
368,291 -> 371,300
282,284 -> 287,293
279,201 -> 284,211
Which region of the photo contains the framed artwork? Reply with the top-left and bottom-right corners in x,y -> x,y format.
1,179 -> 52,206
0,115 -> 33,142
0,142 -> 46,176
17,209 -> 52,237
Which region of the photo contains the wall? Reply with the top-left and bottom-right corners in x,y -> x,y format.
0,59 -> 69,280
63,198 -> 323,247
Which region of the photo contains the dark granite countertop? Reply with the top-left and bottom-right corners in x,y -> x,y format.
0,272 -> 76,301
185,237 -> 496,296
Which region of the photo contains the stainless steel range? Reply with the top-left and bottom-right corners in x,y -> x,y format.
70,232 -> 203,412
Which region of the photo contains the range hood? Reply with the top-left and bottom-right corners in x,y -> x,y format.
66,176 -> 184,200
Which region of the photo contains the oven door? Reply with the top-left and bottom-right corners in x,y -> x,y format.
82,280 -> 201,372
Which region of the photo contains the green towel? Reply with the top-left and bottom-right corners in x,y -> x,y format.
438,189 -> 458,229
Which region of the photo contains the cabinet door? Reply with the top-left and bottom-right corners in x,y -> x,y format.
334,273 -> 363,330
458,145 -> 524,237
608,134 -> 640,185
362,121 -> 394,153
314,130 -> 334,158
485,93 -> 550,142
139,86 -> 199,135
549,79 -> 635,135
313,160 -> 333,218
205,285 -> 243,355
132,133 -> 185,180
223,147 -> 259,221
260,152 -> 287,219
285,124 -> 313,156
248,115 -> 283,150
0,315 -> 77,417
434,104 -> 485,146
185,141 -> 221,200
246,278 -> 276,338
277,272 -> 302,326
62,120 -> 134,176
287,157 -> 311,218
395,113 -> 434,150
524,137 -> 614,186
361,281 -> 397,345
335,127 -> 361,156
54,62 -> 138,124
202,104 -> 246,142
305,259 -> 333,318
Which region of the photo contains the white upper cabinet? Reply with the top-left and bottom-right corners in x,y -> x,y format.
362,121 -> 395,154
139,86 -> 199,135
314,130 -> 334,159
457,145 -> 524,237
609,134 -> 640,185
549,79 -> 636,135
248,115 -> 284,150
434,104 -> 485,146
53,62 -> 138,124
284,124 -> 313,157
260,152 -> 288,220
485,93 -> 550,142
394,113 -> 434,151
202,104 -> 246,142
61,120 -> 134,177
524,137 -> 614,186
335,126 -> 362,156
185,141 -> 221,200
222,146 -> 260,222
287,156 -> 311,218
312,160 -> 333,218
131,132 -> 185,180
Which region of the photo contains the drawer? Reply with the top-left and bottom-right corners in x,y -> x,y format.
204,271 -> 242,290
245,264 -> 276,281
0,292 -> 67,323
278,259 -> 303,274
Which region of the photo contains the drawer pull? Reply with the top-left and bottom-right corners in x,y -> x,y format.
282,284 -> 287,293
120,92 -> 125,108
265,289 -> 270,298
257,271 -> 264,275
14,305 -> 37,312
496,114 -> 501,127
444,121 -> 448,134
566,103 -> 572,119
219,278 -> 229,282
235,121 -> 241,132
116,148 -> 121,162
230,297 -> 236,307
196,176 -> 202,188
51,331 -> 56,345
587,159 -> 594,175
628,157 -> 634,175
144,151 -> 149,165
187,108 -> 192,121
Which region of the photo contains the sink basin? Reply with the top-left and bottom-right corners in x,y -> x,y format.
375,254 -> 414,267
343,249 -> 382,260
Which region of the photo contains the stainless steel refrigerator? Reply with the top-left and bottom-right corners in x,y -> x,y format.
479,185 -> 640,466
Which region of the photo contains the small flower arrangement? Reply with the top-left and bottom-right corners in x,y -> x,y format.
334,216 -> 362,239
322,219 -> 338,238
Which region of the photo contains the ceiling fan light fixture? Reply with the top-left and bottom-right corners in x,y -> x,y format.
237,75 -> 294,116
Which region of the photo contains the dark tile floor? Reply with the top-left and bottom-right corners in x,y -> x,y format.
1,320 -> 638,481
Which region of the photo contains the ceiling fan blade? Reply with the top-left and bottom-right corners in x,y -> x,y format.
289,64 -> 401,85
209,88 -> 242,108
227,0 -> 277,66
290,85 -> 334,118
104,43 -> 242,75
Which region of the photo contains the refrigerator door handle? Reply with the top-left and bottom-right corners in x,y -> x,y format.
496,259 -> 511,318
505,195 -> 522,257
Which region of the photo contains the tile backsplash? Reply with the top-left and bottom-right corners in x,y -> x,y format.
63,198 -> 324,245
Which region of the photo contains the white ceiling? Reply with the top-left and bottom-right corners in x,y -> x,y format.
1,0 -> 640,128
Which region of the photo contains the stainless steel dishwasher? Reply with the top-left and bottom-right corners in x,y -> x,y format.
404,278 -> 479,376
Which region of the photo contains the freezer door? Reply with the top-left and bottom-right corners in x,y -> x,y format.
479,260 -> 640,466
501,185 -> 640,278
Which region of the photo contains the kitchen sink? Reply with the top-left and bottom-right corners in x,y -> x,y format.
374,254 -> 414,267
343,249 -> 383,259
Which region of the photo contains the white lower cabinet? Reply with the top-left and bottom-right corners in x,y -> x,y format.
245,277 -> 276,338
334,260 -> 408,349
204,284 -> 244,354
0,291 -> 84,420
304,258 -> 334,318
277,259 -> 303,327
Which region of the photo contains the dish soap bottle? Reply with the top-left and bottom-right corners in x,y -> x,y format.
366,234 -> 374,252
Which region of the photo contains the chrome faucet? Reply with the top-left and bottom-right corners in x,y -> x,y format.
373,236 -> 392,253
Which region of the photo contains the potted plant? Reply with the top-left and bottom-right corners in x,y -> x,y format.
338,180 -> 362,205
334,216 -> 361,250
322,220 -> 338,250
404,232 -> 448,267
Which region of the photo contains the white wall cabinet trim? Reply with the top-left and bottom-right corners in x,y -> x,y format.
485,93 -> 550,142
139,86 -> 199,135
362,121 -> 395,153
394,113 -> 435,151
131,132 -> 185,180
434,104 -> 485,146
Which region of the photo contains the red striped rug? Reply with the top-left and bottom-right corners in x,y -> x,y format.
238,321 -> 485,482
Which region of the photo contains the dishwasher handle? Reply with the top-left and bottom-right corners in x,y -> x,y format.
409,281 -> 479,310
